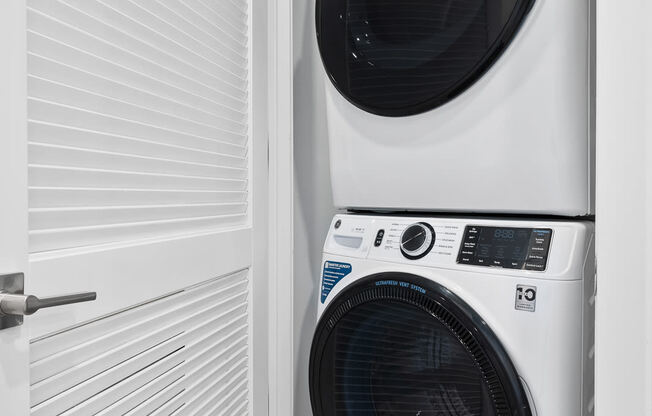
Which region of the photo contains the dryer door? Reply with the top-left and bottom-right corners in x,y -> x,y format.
316,0 -> 534,117
309,273 -> 532,416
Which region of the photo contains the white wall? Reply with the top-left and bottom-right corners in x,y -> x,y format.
293,0 -> 337,414
595,1 -> 652,414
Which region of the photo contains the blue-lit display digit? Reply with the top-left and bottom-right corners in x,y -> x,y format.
494,229 -> 515,239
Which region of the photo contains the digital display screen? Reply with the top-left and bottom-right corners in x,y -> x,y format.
457,226 -> 552,270
478,227 -> 531,266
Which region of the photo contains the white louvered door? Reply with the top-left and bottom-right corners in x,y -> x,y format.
0,0 -> 266,414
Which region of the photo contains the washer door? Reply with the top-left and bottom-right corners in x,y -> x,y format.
316,0 -> 534,116
309,273 -> 532,416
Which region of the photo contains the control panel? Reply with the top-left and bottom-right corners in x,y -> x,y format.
379,221 -> 462,262
457,226 -> 553,271
323,214 -> 593,279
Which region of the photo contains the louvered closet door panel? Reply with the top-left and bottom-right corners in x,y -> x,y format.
26,0 -> 250,253
30,270 -> 250,416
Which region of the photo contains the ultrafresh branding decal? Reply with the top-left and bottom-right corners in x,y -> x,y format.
321,261 -> 352,303
375,280 -> 426,294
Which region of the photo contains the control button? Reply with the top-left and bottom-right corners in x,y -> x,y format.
374,229 -> 385,247
459,256 -> 473,264
491,259 -> 503,267
525,229 -> 552,271
463,242 -> 477,249
529,230 -> 552,248
334,219 -> 342,229
476,258 -> 488,265
460,250 -> 475,256
467,234 -> 478,241
505,261 -> 523,269
524,260 -> 546,271
529,246 -> 547,252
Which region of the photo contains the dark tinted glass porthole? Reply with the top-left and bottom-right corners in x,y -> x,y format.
316,0 -> 535,116
309,273 -> 532,415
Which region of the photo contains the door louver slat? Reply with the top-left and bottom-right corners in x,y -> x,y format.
28,121 -> 247,165
30,270 -> 250,415
32,334 -> 186,415
29,213 -> 248,252
29,143 -> 248,177
28,77 -> 247,136
59,355 -> 186,416
121,379 -> 186,416
27,6 -> 247,96
30,203 -> 249,232
31,277 -> 247,384
27,0 -> 250,253
29,165 -> 247,190
28,55 -> 248,129
30,188 -> 248,208
28,99 -> 247,147
31,270 -> 245,362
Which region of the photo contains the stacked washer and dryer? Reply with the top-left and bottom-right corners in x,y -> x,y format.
309,0 -> 595,416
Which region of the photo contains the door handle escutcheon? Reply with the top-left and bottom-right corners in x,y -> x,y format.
0,292 -> 97,316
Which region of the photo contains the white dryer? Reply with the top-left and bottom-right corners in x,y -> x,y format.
317,0 -> 593,215
310,214 -> 595,415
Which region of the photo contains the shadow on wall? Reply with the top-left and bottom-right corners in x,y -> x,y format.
293,0 -> 337,414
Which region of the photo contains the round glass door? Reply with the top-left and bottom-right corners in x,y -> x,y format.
316,0 -> 535,116
309,273 -> 532,416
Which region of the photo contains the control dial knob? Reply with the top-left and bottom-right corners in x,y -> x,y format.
400,223 -> 436,260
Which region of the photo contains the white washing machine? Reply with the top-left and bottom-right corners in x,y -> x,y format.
310,214 -> 595,415
317,0 -> 594,215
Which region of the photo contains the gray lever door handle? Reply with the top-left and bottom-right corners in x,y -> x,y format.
0,292 -> 97,316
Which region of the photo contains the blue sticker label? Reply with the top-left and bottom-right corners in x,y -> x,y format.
321,261 -> 352,303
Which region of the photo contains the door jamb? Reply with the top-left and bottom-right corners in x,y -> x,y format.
267,0 -> 295,414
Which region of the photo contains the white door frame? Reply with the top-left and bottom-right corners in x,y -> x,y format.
595,1 -> 652,414
251,0 -> 268,413
0,1 -> 29,413
267,0 -> 295,414
250,0 -> 274,414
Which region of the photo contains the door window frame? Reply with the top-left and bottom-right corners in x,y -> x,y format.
315,0 -> 536,117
